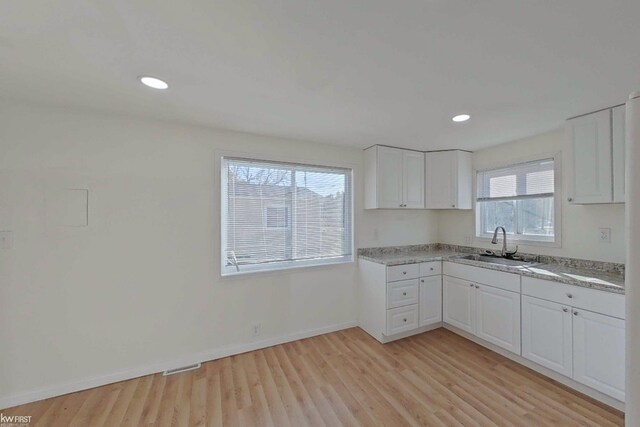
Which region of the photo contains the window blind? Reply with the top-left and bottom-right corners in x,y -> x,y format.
221,157 -> 353,275
477,159 -> 555,201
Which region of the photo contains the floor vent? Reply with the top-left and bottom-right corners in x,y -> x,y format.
162,363 -> 201,376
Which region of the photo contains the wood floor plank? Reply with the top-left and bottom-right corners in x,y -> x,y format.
2,327 -> 625,426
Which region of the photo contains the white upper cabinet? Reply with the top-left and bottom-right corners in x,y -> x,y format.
364,145 -> 424,209
424,150 -> 472,209
371,146 -> 403,208
612,105 -> 626,203
403,150 -> 426,208
566,106 -> 626,204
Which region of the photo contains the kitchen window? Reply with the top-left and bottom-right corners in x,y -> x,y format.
221,157 -> 353,275
475,157 -> 559,244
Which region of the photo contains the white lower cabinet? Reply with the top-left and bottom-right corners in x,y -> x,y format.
386,304 -> 419,335
419,275 -> 442,327
443,276 -> 475,333
359,259 -> 442,344
443,275 -> 520,354
387,279 -> 419,309
522,296 -> 573,377
573,309 -> 626,401
521,292 -> 626,402
363,260 -> 626,403
475,284 -> 521,355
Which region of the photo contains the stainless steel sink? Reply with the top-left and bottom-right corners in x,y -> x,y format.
455,254 -> 540,267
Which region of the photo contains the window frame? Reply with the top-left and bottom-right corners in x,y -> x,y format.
219,153 -> 355,277
474,153 -> 562,248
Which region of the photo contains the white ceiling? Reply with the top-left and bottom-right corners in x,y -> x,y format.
1,1 -> 639,151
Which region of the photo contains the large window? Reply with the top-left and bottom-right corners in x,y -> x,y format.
476,158 -> 557,243
221,157 -> 353,275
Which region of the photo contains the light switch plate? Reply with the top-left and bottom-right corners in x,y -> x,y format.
599,228 -> 611,243
0,231 -> 13,249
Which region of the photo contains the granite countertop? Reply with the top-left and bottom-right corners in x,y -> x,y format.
358,250 -> 462,266
358,245 -> 625,295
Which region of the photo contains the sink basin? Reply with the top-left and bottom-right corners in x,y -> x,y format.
455,254 -> 540,267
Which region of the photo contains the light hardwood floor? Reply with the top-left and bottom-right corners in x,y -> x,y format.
3,327 -> 624,426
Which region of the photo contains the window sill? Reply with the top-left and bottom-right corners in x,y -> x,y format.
221,256 -> 354,278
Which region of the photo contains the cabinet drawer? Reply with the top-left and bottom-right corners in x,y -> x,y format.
522,277 -> 624,319
386,304 -> 419,335
387,279 -> 419,309
420,261 -> 441,277
443,262 -> 520,293
387,263 -> 420,282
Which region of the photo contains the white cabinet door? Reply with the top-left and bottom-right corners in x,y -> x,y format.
475,284 -> 521,354
612,105 -> 626,203
565,110 -> 612,204
573,309 -> 625,401
443,276 -> 475,333
425,151 -> 472,209
402,150 -> 425,208
425,151 -> 455,209
522,296 -> 573,377
419,276 -> 442,327
377,146 -> 404,208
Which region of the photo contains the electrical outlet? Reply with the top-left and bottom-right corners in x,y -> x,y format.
251,322 -> 262,338
0,231 -> 13,250
599,228 -> 611,243
463,235 -> 473,244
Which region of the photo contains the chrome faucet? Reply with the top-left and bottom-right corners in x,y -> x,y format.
491,226 -> 518,257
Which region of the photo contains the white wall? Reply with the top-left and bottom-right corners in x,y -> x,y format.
438,129 -> 626,263
0,102 -> 438,406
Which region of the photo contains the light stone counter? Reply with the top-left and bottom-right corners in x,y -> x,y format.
358,244 -> 625,294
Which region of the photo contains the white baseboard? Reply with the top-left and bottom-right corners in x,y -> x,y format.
0,320 -> 357,410
442,324 -> 625,412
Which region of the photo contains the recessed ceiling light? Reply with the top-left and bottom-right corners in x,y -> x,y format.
139,76 -> 168,90
452,114 -> 470,122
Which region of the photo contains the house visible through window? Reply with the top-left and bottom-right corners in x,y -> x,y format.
476,158 -> 557,243
221,157 -> 353,275
265,206 -> 290,228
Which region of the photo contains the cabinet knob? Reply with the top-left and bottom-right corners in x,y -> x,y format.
475,285 -> 480,289
566,293 -> 573,299
402,271 -> 407,275
470,283 -> 474,287
452,204 -> 455,208
568,197 -> 573,202
562,307 -> 568,313
403,318 -> 407,322
403,292 -> 407,296
573,310 -> 579,316
421,279 -> 424,283
430,267 -> 434,271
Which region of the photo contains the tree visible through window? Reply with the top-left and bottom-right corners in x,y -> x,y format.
221,157 -> 353,275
